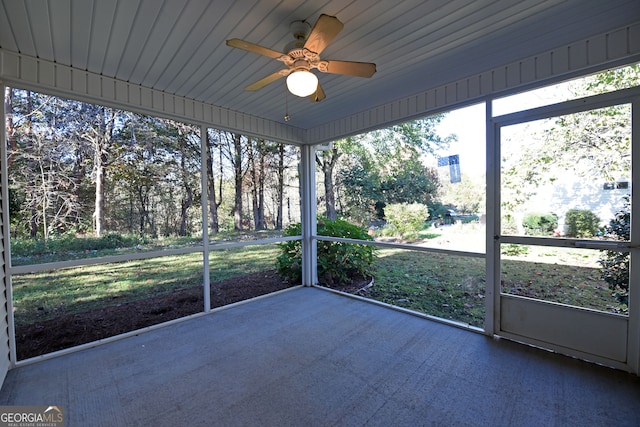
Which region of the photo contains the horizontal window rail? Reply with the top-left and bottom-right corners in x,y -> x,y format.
499,235 -> 631,252
316,235 -> 485,259
492,86 -> 640,126
11,236 -> 301,275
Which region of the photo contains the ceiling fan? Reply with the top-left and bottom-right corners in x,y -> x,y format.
226,14 -> 376,102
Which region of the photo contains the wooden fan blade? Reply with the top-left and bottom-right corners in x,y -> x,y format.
245,70 -> 288,91
304,14 -> 344,55
320,60 -> 376,78
308,82 -> 326,102
226,38 -> 283,59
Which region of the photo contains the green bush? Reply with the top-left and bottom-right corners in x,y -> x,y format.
384,203 -> 429,238
522,212 -> 558,235
501,243 -> 529,256
276,218 -> 376,286
599,198 -> 629,306
564,209 -> 600,238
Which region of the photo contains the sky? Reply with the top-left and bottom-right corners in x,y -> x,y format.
435,103 -> 486,178
434,82 -> 574,178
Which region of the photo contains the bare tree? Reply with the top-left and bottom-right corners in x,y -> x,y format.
220,132 -> 246,231
8,91 -> 86,239
205,130 -> 223,233
247,138 -> 269,230
275,142 -> 285,229
4,88 -> 17,169
79,106 -> 117,236
316,145 -> 341,220
176,125 -> 197,236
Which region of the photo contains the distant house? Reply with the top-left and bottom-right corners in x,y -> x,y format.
522,175 -> 629,234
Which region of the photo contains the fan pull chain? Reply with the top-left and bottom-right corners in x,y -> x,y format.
284,88 -> 290,121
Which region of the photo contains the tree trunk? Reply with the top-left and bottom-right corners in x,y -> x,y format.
275,143 -> 284,230
257,139 -> 266,230
232,133 -> 243,231
323,165 -> 336,220
29,183 -> 38,238
178,149 -> 193,236
25,92 -> 38,238
248,139 -> 259,230
247,138 -> 267,231
94,155 -> 105,236
93,107 -> 116,237
4,88 -> 17,169
71,145 -> 85,228
205,132 -> 220,233
317,147 -> 340,220
137,188 -> 149,235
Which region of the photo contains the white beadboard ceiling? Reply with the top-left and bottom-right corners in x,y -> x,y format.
1,0 -> 639,136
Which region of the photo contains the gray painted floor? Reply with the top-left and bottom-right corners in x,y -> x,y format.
1,287 -> 639,426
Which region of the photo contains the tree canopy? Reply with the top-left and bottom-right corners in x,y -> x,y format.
5,88 -> 300,242
501,64 -> 638,216
322,115 -> 457,224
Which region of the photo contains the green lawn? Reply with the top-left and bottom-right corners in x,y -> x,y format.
363,249 -> 486,327
358,246 -> 624,328
12,245 -> 280,326
12,236 -> 625,329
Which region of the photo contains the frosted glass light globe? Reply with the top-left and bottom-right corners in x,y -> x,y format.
286,71 -> 318,97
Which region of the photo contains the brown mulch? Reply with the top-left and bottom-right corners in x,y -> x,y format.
15,270 -> 371,361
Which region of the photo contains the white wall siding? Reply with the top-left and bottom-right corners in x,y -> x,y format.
0,50 -> 305,145
2,22 -> 638,146
0,99 -> 10,382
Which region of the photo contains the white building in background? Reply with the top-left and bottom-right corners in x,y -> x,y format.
522,175 -> 630,234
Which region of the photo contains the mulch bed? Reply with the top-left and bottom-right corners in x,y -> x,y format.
15,270 -> 371,360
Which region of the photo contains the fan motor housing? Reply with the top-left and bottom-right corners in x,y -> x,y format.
291,59 -> 311,71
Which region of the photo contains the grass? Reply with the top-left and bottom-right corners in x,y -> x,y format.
366,249 -> 486,327
12,227 -> 626,330
500,245 -> 626,313
10,230 -> 286,266
12,244 -> 280,326
358,240 -> 625,328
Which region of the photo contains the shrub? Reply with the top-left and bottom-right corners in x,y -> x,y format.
501,214 -> 519,235
276,218 -> 376,286
501,243 -> 529,256
599,197 -> 629,306
384,203 -> 429,238
564,209 -> 600,238
522,212 -> 558,235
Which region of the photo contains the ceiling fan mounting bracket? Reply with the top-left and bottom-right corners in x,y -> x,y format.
289,20 -> 311,41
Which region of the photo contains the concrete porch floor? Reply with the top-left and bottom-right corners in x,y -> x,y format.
1,286 -> 639,426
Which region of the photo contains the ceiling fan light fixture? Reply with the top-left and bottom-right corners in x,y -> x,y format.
227,14 -> 375,102
286,70 -> 318,97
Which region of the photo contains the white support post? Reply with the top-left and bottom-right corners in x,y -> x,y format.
1,84 -> 16,368
628,99 -> 640,374
200,125 -> 211,311
300,145 -> 317,286
484,100 -> 499,336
